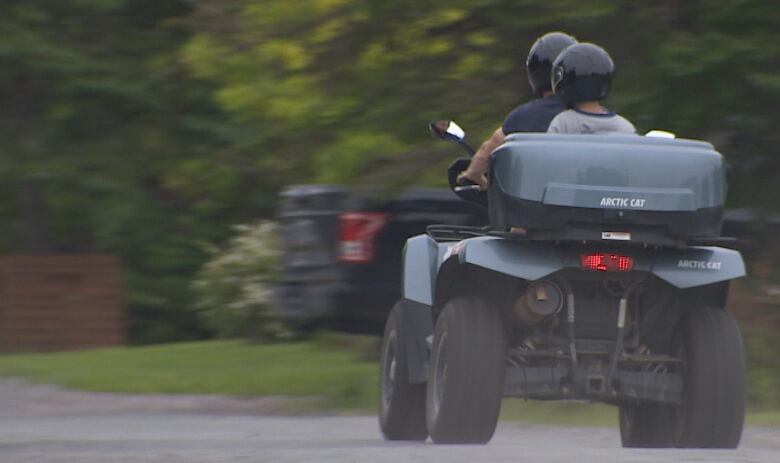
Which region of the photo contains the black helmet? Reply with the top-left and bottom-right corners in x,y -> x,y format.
551,43 -> 615,108
526,32 -> 578,96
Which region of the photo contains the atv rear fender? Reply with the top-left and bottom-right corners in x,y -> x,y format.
402,235 -> 746,306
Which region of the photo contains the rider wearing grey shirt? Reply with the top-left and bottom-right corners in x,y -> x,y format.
547,108 -> 635,134
547,43 -> 637,135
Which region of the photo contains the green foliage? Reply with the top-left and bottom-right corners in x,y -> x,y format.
0,1 -> 261,343
192,222 -> 286,340
184,0 -> 780,203
0,1 -> 779,343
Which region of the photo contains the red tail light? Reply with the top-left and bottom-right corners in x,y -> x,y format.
580,253 -> 633,272
338,212 -> 388,263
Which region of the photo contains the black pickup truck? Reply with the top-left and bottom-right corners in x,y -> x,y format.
273,185 -> 487,333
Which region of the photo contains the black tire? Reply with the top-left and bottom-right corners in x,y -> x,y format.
619,403 -> 676,448
619,306 -> 745,449
676,306 -> 746,448
378,302 -> 428,441
426,297 -> 506,444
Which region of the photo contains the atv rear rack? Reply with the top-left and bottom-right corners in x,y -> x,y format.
426,224 -> 491,242
427,224 -> 742,249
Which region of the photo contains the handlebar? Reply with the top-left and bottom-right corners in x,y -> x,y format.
454,184 -> 482,192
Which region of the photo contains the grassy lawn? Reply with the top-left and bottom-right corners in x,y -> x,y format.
0,333 -> 777,426
0,333 -> 380,411
501,399 -> 616,426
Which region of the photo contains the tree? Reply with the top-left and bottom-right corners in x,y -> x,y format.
184,0 -> 780,204
0,0 -> 260,342
1,0 -> 777,343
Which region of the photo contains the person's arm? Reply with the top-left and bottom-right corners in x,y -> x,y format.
457,126 -> 505,188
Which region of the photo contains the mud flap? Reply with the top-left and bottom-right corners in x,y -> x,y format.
402,235 -> 443,306
396,299 -> 434,384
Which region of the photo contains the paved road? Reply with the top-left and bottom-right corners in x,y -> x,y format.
0,381 -> 778,463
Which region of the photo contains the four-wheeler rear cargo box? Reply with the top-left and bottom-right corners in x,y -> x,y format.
488,134 -> 726,240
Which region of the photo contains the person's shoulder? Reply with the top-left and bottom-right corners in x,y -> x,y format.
504,96 -> 566,134
550,109 -> 578,123
547,109 -> 576,133
613,113 -> 636,133
506,99 -> 542,118
554,108 -> 576,117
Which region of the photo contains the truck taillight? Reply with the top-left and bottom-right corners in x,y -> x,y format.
580,253 -> 633,272
337,212 -> 388,263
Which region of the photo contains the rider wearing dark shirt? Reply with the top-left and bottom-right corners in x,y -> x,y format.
458,32 -> 576,187
502,94 -> 566,134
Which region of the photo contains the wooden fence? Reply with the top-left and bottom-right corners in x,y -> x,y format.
0,255 -> 125,352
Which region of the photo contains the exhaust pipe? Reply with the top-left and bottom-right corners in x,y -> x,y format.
513,280 -> 563,325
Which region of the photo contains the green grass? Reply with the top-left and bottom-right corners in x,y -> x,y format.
501,401 -> 780,427
0,333 -> 777,426
0,333 -> 380,411
746,411 -> 780,427
501,399 -> 616,426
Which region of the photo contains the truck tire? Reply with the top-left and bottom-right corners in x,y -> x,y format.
426,297 -> 506,444
620,306 -> 745,448
378,302 -> 428,441
676,306 -> 746,448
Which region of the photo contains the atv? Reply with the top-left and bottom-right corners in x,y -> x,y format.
378,121 -> 746,448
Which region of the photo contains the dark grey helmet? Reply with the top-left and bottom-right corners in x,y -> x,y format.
551,43 -> 615,108
525,32 -> 578,96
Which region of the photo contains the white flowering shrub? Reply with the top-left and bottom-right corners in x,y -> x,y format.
192,221 -> 288,340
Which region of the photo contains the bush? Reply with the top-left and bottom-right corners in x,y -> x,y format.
192,221 -> 288,341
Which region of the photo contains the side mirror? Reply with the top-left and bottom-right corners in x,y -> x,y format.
430,120 -> 466,142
